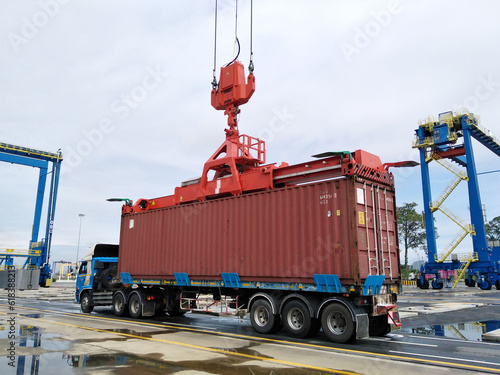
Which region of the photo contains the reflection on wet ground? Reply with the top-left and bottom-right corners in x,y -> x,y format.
401,320 -> 500,341
0,321 -> 345,375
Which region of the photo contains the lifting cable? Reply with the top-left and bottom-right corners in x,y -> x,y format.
228,0 -> 240,66
211,0 -> 218,88
212,0 -> 254,89
249,0 -> 254,73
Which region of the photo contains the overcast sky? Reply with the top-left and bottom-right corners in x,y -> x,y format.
1,0 -> 500,268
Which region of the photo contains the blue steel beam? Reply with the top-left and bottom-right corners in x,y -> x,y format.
418,148 -> 438,259
462,118 -> 489,261
0,142 -> 60,162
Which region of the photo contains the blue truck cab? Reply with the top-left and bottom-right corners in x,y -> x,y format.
75,244 -> 119,313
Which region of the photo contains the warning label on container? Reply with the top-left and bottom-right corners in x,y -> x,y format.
358,211 -> 365,225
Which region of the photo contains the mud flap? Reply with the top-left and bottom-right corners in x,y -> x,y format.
142,300 -> 156,317
355,313 -> 369,340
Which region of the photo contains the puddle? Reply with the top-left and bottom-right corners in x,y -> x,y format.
401,320 -> 500,341
65,353 -> 349,374
19,314 -> 44,319
0,324 -> 72,374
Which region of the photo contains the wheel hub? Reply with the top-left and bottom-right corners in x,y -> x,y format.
287,307 -> 305,330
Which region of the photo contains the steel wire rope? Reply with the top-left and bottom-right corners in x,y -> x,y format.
211,0 -> 218,88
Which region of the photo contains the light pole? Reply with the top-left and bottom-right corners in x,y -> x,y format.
76,214 -> 85,274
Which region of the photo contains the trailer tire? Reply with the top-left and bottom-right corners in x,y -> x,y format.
112,293 -> 128,317
320,303 -> 355,344
478,279 -> 492,291
80,292 -> 93,314
250,299 -> 280,334
128,292 -> 142,319
282,300 -> 313,338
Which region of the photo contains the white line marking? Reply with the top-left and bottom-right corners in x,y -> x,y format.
389,350 -> 500,367
407,334 -> 500,346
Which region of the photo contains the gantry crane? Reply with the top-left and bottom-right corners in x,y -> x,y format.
0,142 -> 63,287
413,111 -> 500,290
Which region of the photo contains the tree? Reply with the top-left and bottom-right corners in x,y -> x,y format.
485,216 -> 500,241
397,202 -> 427,280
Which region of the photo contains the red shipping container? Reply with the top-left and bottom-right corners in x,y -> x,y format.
118,176 -> 400,285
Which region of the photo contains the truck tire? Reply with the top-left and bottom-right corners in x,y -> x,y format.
101,268 -> 117,290
496,280 -> 500,290
128,292 -> 142,319
282,300 -> 313,339
320,303 -> 355,344
112,293 -> 128,317
80,292 -> 93,314
250,299 -> 280,334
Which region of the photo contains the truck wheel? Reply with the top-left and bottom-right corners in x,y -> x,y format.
282,300 -> 313,338
320,303 -> 355,344
101,268 -> 117,290
478,280 -> 492,291
80,292 -> 93,314
495,280 -> 500,290
128,293 -> 142,318
113,293 -> 128,317
250,299 -> 280,334
369,315 -> 390,337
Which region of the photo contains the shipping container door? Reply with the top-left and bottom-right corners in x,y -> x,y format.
355,181 -> 398,280
371,185 -> 399,280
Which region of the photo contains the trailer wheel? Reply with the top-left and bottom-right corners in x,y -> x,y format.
478,279 -> 492,291
128,293 -> 142,319
80,292 -> 93,314
282,300 -> 313,338
320,303 -> 355,344
112,293 -> 128,317
495,280 -> 500,290
250,299 -> 280,334
432,280 -> 444,290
